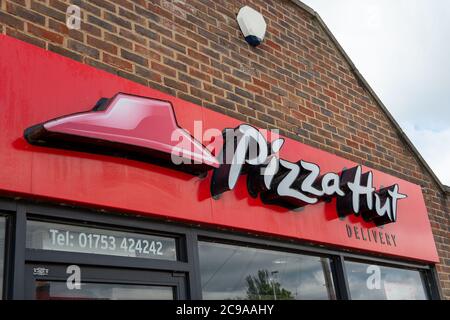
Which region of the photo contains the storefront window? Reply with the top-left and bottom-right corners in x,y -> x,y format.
35,281 -> 174,300
26,220 -> 177,261
0,217 -> 5,299
198,241 -> 336,300
345,260 -> 428,300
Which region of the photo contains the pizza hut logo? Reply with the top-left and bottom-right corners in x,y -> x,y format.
24,93 -> 220,175
24,93 -> 407,225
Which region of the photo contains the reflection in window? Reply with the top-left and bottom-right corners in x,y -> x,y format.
35,281 -> 174,300
0,217 -> 5,299
198,241 -> 336,300
345,261 -> 428,300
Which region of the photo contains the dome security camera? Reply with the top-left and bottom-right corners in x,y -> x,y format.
237,6 -> 267,47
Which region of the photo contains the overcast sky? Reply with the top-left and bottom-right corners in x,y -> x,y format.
301,0 -> 450,186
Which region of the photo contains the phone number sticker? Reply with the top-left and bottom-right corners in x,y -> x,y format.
26,220 -> 177,261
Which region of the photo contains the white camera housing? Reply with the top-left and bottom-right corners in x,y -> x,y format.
237,6 -> 267,47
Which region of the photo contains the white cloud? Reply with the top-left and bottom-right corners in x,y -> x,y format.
402,123 -> 450,185
301,0 -> 450,185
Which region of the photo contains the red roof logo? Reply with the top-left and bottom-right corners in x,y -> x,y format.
24,93 -> 220,174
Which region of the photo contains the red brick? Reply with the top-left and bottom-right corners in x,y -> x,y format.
5,27 -> 45,48
103,53 -> 133,71
189,68 -> 211,82
0,11 -> 25,29
151,61 -> 176,78
27,23 -> 64,44
87,35 -> 118,55
187,48 -> 210,65
253,77 -> 271,90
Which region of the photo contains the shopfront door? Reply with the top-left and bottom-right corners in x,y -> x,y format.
25,264 -> 186,300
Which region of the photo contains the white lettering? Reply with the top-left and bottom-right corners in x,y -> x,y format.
49,229 -> 58,245
300,160 -> 324,197
366,265 -> 381,290
66,265 -> 81,290
322,173 -> 344,196
374,192 -> 391,218
387,184 -> 407,222
66,5 -> 81,30
262,138 -> 284,189
277,160 -> 317,204
212,126 -> 407,225
228,125 -> 268,189
347,167 -> 375,213
177,305 -> 210,317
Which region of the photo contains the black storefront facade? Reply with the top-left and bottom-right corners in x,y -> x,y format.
0,199 -> 442,300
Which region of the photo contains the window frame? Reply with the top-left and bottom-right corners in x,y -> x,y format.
197,238 -> 339,300
0,198 -> 16,300
25,263 -> 186,300
194,231 -> 438,300
0,197 -> 442,300
26,217 -> 182,262
0,213 -> 9,299
342,258 -> 432,300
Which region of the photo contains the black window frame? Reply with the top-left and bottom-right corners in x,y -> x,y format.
0,213 -> 10,300
0,197 -> 442,300
25,216 -> 184,263
0,199 -> 17,300
342,258 -> 433,300
25,263 -> 187,300
197,237 -> 339,300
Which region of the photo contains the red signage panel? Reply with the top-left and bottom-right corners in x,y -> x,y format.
0,35 -> 439,262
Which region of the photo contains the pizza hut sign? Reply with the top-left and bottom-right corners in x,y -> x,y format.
210,124 -> 407,226
24,94 -> 407,227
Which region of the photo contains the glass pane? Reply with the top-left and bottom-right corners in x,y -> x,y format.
26,220 -> 177,261
345,261 -> 428,300
199,241 -> 336,300
35,281 -> 174,300
0,217 -> 5,299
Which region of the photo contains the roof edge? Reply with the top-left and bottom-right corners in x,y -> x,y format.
290,0 -> 447,194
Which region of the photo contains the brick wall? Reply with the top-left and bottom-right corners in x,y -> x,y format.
0,0 -> 449,299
